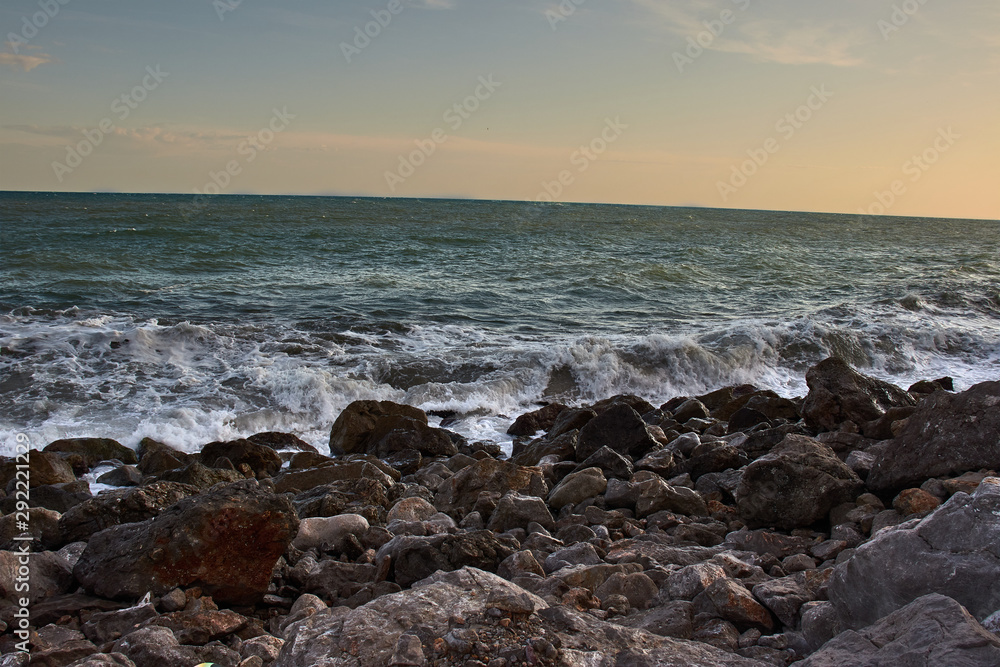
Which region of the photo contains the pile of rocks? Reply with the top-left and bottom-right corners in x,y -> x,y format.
2,358 -> 999,666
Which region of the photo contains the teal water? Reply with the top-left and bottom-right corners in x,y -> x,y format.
2,191 -> 999,453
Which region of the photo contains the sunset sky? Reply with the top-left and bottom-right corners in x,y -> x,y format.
1,0 -> 998,219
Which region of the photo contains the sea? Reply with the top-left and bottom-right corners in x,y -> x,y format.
2,191 -> 998,456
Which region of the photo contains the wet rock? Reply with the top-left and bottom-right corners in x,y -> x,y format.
434,458 -> 546,518
159,460 -> 244,489
801,594 -> 1000,667
329,400 -> 428,455
507,403 -> 568,436
801,358 -> 915,433
511,430 -> 578,467
548,467 -> 607,510
74,480 -> 298,605
274,460 -> 395,494
200,438 -> 283,478
487,491 -> 554,532
673,399 -> 712,424
95,466 -> 142,487
44,438 -> 138,470
828,477 -> 1000,627
867,381 -> 1000,492
548,408 -> 598,440
58,481 -> 200,544
735,435 -> 863,530
576,403 -> 660,461
247,431 -> 316,453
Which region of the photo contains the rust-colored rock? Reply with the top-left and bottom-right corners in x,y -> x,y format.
892,488 -> 942,516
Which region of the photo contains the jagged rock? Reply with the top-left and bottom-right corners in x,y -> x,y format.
548,467 -> 608,510
74,480 -> 298,605
58,481 -> 200,544
328,400 -> 456,459
111,627 -> 200,665
619,600 -> 695,639
376,531 -> 518,588
507,403 -> 568,436
867,381 -> 1000,492
576,403 -> 660,461
44,438 -> 138,469
511,430 -> 578,467
141,609 -> 248,645
801,357 -> 915,432
892,488 -> 941,516
240,635 -> 284,665
667,562 -> 729,601
548,408 -> 597,440
636,477 -> 709,518
735,435 -> 863,530
575,446 -> 635,479
635,448 -> 679,478
200,438 -> 283,478
247,431 -> 316,453
80,604 -> 158,644
0,507 -> 62,550
158,460 -> 243,489
487,491 -> 554,532
673,399 -> 712,424
434,458 -> 546,518
752,570 -> 833,629
292,478 -> 391,523
828,477 -> 1000,627
699,578 -> 774,631
722,529 -> 815,560
801,594 -> 1000,667
274,460 -> 394,494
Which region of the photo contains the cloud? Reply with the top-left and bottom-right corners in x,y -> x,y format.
0,51 -> 55,71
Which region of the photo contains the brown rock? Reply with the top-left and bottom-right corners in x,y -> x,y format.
801,357 -> 915,433
43,438 -> 138,468
507,403 -> 568,436
434,458 -> 546,518
892,488 -> 942,516
328,400 -> 427,455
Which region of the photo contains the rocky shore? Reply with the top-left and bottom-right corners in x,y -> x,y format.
1,357 -> 999,667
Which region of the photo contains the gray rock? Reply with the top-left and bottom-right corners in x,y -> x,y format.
867,381 -> 1000,492
64,654 -> 136,667
801,357 -> 915,432
112,627 -> 200,665
487,491 -> 554,532
752,570 -> 832,629
636,477 -> 709,518
548,467 -> 608,510
667,562 -> 729,601
828,477 -> 1000,628
292,514 -> 370,552
594,572 -> 659,610
81,604 -> 159,643
576,403 -> 660,461
0,549 -> 73,604
376,530 -> 518,588
802,594 -> 1000,667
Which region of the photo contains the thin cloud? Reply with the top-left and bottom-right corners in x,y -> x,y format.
0,51 -> 55,71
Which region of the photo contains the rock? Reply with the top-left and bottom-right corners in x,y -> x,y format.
63,654 -> 136,667
292,514 -> 370,552
497,550 -> 545,580
141,609 -> 248,645
801,357 -> 915,432
727,408 -> 771,434
892,488 -> 941,516
621,600 -> 695,639
635,448 -> 679,478
548,467 -> 608,510
274,460 -> 394,494
158,460 -> 244,489
636,477 -> 709,518
548,408 -> 597,440
434,458 -> 546,519
26,628 -> 99,667
0,451 -> 75,488
828,477 -> 1000,627
329,400 -> 427,454
276,568 -> 545,666
0,507 -> 62,550
58,481 -> 200,543
667,562 -> 728,600
386,497 -> 437,523
80,604 -> 158,643
291,478 -> 391,522
111,627 -> 200,665
507,403 -> 568,436
376,531 -> 518,588
752,570 -> 832,629
511,430 -> 578,467
367,416 -> 458,459
74,480 -> 298,605
135,447 -> 190,477
200,438 -> 283,478
44,438 -> 138,469
722,529 -> 815,560
95,466 -> 142,487
687,441 -> 747,480
700,578 -> 774,631
240,635 -> 284,664
0,550 -> 73,603
673,399 -> 712,424
575,403 -> 660,461
735,435 -> 863,530
247,431 -> 316,453
575,446 -> 635,479
801,594 -> 1000,667
487,492 -> 554,532
867,381 -> 1000,492
594,572 -> 658,610
544,542 -> 604,574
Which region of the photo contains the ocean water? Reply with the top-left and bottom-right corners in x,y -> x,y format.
2,191 -> 998,455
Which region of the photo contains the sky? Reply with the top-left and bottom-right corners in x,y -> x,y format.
0,0 -> 998,219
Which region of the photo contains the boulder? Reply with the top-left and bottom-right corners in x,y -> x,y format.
0,550 -> 74,604
63,654 -> 136,667
386,497 -> 437,523
752,569 -> 832,629
667,562 -> 729,601
802,594 -> 1000,667
328,400 -> 430,455
511,430 -> 578,467
292,514 -> 370,552
801,357 -> 915,432
548,407 -> 597,440
828,477 -> 1000,627
157,460 -> 243,489
274,460 -> 394,494
575,403 -> 660,461
0,450 -> 75,488
291,477 -> 391,522
0,507 -> 62,550
80,604 -> 159,644
594,572 -> 659,610
507,403 -> 568,436
434,458 -> 546,518
867,381 -> 1000,492
548,467 -> 608,510
247,431 -> 317,452
376,531 -> 519,588
735,435 -> 863,530
73,480 -> 298,605
58,481 -> 200,544
575,445 -> 634,479
141,609 -> 248,645
636,477 -> 709,518
487,491 -> 554,532
199,438 -> 283,478
43,438 -> 138,468
699,578 -> 773,631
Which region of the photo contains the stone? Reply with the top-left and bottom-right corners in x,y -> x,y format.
63,654 -> 136,667
292,514 -> 370,552
673,399 -> 712,424
0,550 -> 73,604
200,438 -> 283,478
622,600 -> 695,639
58,481 -> 200,543
893,487 -> 942,516
634,448 -> 679,478
574,446 -> 634,479
594,572 -> 659,610
240,635 -> 284,664
80,604 -> 159,643
274,460 -> 395,494
141,609 -> 248,645
687,441 -> 747,480
544,542 -> 604,574
722,528 -> 815,560
735,435 -> 863,530
434,458 -> 546,519
801,594 -> 1000,667
44,438 -> 138,469
487,492 -> 554,532
0,507 -> 62,550
111,627 -> 199,665
636,477 -> 709,518
548,408 -> 597,440
507,403 -> 568,436
73,480 -> 298,605
376,531 -> 518,588
158,460 -> 243,488
575,403 -> 660,461
95,466 -> 142,487
701,578 -> 773,631
801,357 -> 915,432
329,400 -> 427,454
752,570 -> 832,629
548,467 -> 607,510
247,431 -> 316,452
386,497 -> 437,523
291,478 -> 391,523
727,408 -> 771,434
497,550 -> 545,580
0,450 -> 75,488
828,477 -> 1000,627
868,381 -> 1000,492
511,430 -> 578,467
667,562 -> 728,601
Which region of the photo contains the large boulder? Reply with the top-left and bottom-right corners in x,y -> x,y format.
575,403 -> 660,461
0,450 -> 75,488
199,438 -> 283,478
73,480 -> 298,605
867,381 -> 1000,492
735,435 -> 863,530
801,358 -> 915,432
43,438 -> 138,468
58,481 -> 200,543
434,458 -> 546,518
548,467 -> 608,510
329,400 -> 457,457
507,403 -> 568,436
802,594 -> 1000,667
827,477 -> 1000,628
376,531 -> 519,588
